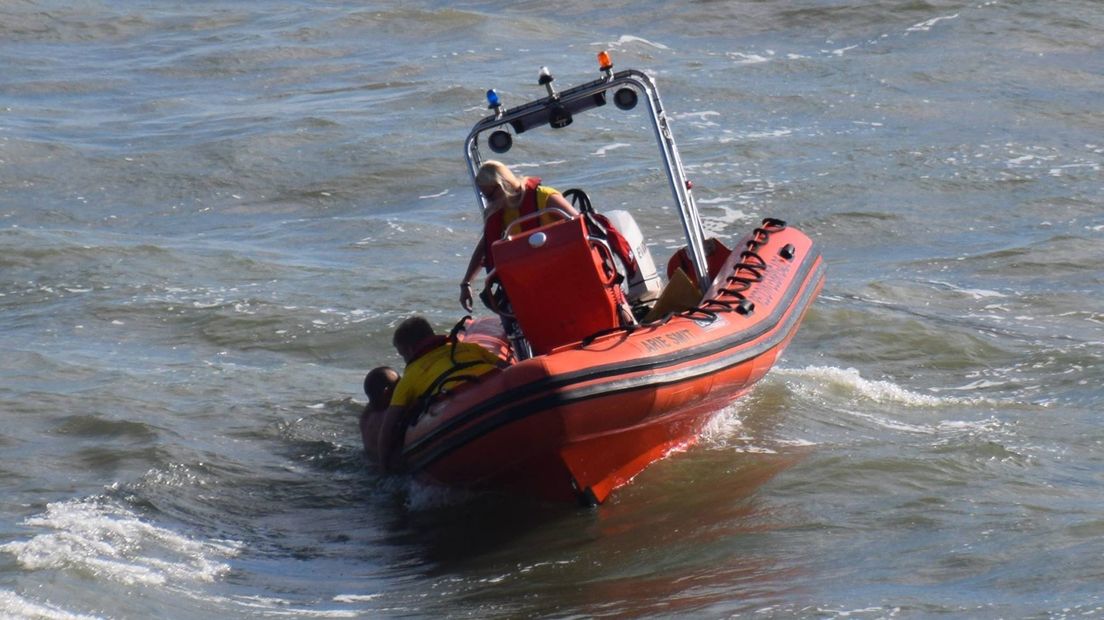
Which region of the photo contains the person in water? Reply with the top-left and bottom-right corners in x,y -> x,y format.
359,366 -> 399,464
459,160 -> 578,311
377,315 -> 502,469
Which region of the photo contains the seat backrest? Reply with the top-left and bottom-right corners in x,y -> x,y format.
491,217 -> 624,355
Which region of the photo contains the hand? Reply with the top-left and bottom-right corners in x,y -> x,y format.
460,282 -> 474,312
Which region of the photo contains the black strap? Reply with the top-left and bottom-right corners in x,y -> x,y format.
562,188 -> 594,214
407,360 -> 486,426
405,316 -> 484,426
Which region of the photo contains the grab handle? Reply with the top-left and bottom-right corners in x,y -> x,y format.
502,208 -> 575,238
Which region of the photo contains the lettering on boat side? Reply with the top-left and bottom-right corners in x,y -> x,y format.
641,328 -> 694,352
753,256 -> 791,308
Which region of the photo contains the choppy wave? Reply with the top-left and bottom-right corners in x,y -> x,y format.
778,365 -> 998,408
3,0 -> 1104,617
2,498 -> 239,587
0,591 -> 101,620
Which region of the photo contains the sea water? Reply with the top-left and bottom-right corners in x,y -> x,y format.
2,1 -> 1102,617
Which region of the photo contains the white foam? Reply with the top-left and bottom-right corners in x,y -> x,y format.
699,403 -> 817,453
778,366 -> 997,407
700,204 -> 751,234
929,280 -> 1008,299
333,594 -> 382,603
593,142 -> 630,157
1,499 -> 239,587
0,591 -> 101,620
726,51 -> 773,65
960,288 -> 1006,299
776,367 -> 1015,440
672,110 -> 721,123
606,35 -> 670,51
845,410 -> 939,434
719,129 -> 793,143
856,414 -> 1008,439
906,14 -> 959,33
778,366 -> 945,406
829,44 -> 860,56
700,403 -> 746,443
225,595 -> 359,617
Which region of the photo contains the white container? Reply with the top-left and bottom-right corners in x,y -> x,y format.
604,209 -> 663,303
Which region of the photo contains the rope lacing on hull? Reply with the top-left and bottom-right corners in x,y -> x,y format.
683,217 -> 786,322
579,218 -> 787,346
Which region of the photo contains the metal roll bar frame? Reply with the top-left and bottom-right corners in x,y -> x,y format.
463,67 -> 711,292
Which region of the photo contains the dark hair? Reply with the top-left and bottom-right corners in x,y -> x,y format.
392,315 -> 435,351
364,366 -> 399,410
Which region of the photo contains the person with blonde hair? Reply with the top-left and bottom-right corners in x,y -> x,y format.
459,160 -> 578,311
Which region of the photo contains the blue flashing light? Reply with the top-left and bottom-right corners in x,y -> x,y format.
486,89 -> 501,108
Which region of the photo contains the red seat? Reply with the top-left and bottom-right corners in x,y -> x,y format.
491,217 -> 624,355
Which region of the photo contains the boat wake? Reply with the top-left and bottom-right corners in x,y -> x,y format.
776,365 -> 1003,408
773,365 -> 1027,456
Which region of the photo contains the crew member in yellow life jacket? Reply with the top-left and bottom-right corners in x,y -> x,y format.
377,316 -> 502,470
459,160 -> 579,311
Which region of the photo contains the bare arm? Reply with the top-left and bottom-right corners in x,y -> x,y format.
460,236 -> 486,311
359,408 -> 382,464
462,235 -> 486,285
376,405 -> 406,472
546,192 -> 579,218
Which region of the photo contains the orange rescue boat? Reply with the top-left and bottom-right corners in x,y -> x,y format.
391,54 -> 825,504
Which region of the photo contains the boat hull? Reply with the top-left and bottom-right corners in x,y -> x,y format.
400,221 -> 825,504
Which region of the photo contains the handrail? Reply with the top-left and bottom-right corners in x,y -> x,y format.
501,208 -> 574,238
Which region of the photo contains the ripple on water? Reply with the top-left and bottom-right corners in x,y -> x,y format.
51,415 -> 160,440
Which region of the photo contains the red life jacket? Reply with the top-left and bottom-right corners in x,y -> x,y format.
482,176 -> 542,270
586,211 -> 639,279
